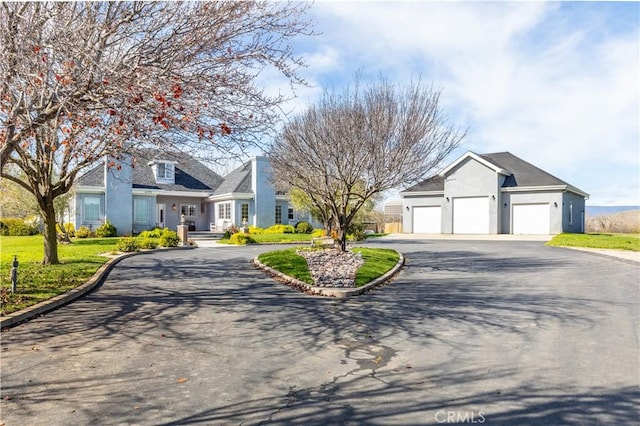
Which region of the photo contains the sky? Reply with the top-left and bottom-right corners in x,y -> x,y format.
261,1 -> 639,207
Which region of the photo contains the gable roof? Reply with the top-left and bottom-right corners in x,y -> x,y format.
76,149 -> 224,193
402,151 -> 588,197
478,152 -> 571,188
439,150 -> 511,177
212,161 -> 253,196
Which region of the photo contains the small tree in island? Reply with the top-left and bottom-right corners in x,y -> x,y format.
270,76 -> 465,251
0,2 -> 313,264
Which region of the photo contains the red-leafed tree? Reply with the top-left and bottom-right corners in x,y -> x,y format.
0,2 -> 313,264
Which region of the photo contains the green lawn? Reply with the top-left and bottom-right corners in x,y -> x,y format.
220,232 -> 387,245
219,233 -> 314,245
257,248 -> 313,284
0,236 -> 118,315
546,233 -> 640,251
352,247 -> 400,287
257,247 -> 400,288
249,233 -> 315,244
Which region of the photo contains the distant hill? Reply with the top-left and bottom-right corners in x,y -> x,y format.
586,206 -> 639,217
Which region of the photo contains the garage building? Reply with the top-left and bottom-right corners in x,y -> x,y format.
401,151 -> 589,235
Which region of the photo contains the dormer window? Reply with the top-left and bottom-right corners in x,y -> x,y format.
148,160 -> 176,184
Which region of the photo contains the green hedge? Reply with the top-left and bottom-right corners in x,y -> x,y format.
0,218 -> 38,236
265,224 -> 295,234
229,232 -> 256,245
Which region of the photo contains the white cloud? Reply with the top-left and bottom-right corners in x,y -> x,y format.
299,1 -> 639,205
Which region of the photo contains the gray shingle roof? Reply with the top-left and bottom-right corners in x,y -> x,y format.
478,152 -> 571,188
76,163 -> 104,187
212,161 -> 253,195
76,149 -> 224,193
403,175 -> 445,192
403,151 -> 585,194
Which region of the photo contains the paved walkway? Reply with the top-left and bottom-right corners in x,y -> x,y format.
1,240 -> 638,425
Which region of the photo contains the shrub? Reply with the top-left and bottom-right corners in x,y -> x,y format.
95,220 -> 117,238
139,228 -> 163,238
265,224 -> 295,234
137,237 -> 159,249
295,221 -> 314,234
0,218 -> 38,236
348,222 -> 367,241
223,225 -> 240,240
56,222 -> 75,237
311,229 -> 325,238
75,226 -> 93,238
159,229 -> 180,247
248,226 -> 264,234
116,237 -> 139,252
229,232 -> 256,245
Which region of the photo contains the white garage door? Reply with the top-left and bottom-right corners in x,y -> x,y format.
453,197 -> 489,234
512,204 -> 550,234
413,206 -> 441,233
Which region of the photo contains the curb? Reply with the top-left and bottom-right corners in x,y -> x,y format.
0,246 -> 192,330
553,245 -> 640,265
251,251 -> 405,298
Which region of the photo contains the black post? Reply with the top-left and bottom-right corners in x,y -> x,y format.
11,255 -> 18,292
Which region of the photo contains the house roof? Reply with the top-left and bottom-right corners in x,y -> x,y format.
478,152 -> 571,188
76,149 -> 224,193
402,175 -> 445,193
402,151 -> 588,197
439,150 -> 511,177
212,161 -> 253,196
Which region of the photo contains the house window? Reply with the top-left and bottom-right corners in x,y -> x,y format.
83,197 -> 100,221
241,203 -> 249,223
133,198 -> 149,223
288,207 -> 294,221
156,162 -> 174,180
569,203 -> 573,225
218,203 -> 231,220
275,205 -> 282,224
181,204 -> 197,217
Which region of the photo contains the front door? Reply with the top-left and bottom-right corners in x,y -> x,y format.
157,203 -> 166,228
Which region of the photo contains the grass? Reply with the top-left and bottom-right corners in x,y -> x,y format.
546,233 -> 640,251
352,247 -> 400,287
219,233 -> 315,245
219,232 -> 387,245
257,246 -> 400,288
0,236 -> 118,315
257,248 -> 313,284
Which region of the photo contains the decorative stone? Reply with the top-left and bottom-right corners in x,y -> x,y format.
296,248 -> 364,288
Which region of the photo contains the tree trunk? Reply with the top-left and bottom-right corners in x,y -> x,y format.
338,223 -> 348,252
41,200 -> 60,265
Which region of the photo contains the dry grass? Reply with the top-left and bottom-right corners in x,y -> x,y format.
586,210 -> 639,234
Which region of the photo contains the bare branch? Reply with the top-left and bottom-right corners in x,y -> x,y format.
270,75 -> 465,251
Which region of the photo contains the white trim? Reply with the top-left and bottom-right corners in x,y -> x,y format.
75,186 -> 105,194
439,151 -> 511,177
208,192 -> 254,201
147,160 -> 179,166
276,195 -> 289,202
400,190 -> 444,197
132,189 -> 210,197
501,185 -> 589,198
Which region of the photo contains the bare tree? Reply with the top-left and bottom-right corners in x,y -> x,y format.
0,1 -> 313,264
270,76 -> 465,251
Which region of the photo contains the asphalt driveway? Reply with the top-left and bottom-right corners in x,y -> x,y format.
1,240 -> 638,425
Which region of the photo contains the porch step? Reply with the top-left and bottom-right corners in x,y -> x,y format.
189,231 -> 224,240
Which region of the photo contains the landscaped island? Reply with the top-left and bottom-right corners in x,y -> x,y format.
255,246 -> 402,296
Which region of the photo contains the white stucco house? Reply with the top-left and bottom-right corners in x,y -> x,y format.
70,149 -> 319,235
401,151 -> 589,235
